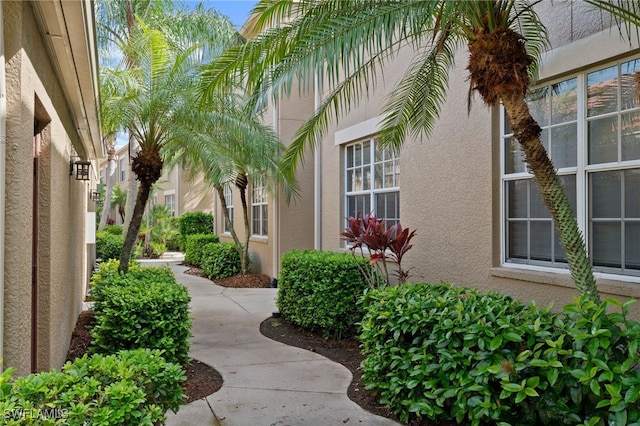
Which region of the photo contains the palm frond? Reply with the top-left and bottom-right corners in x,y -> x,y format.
584,0 -> 640,44
378,30 -> 463,153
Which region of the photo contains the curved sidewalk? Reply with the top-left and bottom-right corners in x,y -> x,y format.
157,261 -> 400,426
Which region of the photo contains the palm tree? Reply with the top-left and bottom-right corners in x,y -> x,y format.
111,184 -> 128,223
200,0 -> 640,302
98,2 -> 239,273
97,0 -> 177,245
169,92 -> 298,274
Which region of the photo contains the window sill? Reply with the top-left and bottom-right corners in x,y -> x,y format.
491,265 -> 640,299
250,236 -> 268,244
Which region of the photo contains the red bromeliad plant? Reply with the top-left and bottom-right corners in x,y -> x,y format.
341,213 -> 417,287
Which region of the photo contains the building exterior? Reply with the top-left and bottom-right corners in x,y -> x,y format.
1,1 -> 103,374
219,2 -> 640,313
99,144 -> 214,225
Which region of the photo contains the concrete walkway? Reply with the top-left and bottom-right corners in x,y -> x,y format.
141,258 -> 399,426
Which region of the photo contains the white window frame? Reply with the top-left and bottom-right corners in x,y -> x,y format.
223,183 -> 234,234
251,176 -> 268,237
344,137 -> 400,228
120,158 -> 126,182
164,193 -> 175,217
500,54 -> 640,282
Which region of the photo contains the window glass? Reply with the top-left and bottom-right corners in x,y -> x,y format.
251,176 -> 268,236
345,138 -> 399,228
503,56 -> 640,276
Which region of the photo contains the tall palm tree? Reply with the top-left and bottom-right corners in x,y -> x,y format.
97,0 -> 176,242
169,92 -> 298,274
111,184 -> 128,223
98,2 -> 239,273
201,0 -> 640,302
98,66 -> 126,230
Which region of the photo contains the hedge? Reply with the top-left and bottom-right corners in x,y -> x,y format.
184,233 -> 220,266
359,283 -> 640,425
277,249 -> 370,338
90,261 -> 192,365
200,242 -> 241,279
179,211 -> 214,248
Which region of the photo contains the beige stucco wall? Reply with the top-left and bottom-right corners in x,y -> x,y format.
4,1 -> 89,374
177,170 -> 214,216
310,3 -> 640,315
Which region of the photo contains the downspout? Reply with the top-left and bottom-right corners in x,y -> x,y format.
314,72 -> 322,250
0,2 -> 6,362
272,99 -> 280,277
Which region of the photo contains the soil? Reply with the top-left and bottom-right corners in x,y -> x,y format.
185,266 -> 272,288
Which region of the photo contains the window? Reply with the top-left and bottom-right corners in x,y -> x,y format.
251,176 -> 268,237
223,183 -> 234,233
165,194 -> 175,217
502,56 -> 640,277
345,138 -> 400,226
120,158 -> 126,182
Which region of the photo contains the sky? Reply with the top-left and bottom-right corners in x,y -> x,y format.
187,1 -> 259,29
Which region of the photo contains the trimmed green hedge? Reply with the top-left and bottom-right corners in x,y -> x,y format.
184,233 -> 220,266
90,261 -> 192,365
360,283 -> 640,425
201,242 -> 241,279
179,211 -> 214,248
103,224 -> 123,236
95,231 -> 123,261
277,249 -> 369,338
0,349 -> 186,425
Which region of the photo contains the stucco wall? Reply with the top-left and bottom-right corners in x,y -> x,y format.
314,3 -> 640,315
4,1 -> 88,374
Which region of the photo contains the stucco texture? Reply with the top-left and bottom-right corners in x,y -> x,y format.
3,1 -> 88,375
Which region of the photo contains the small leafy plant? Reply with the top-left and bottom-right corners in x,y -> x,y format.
341,213 -> 416,287
0,349 -> 186,425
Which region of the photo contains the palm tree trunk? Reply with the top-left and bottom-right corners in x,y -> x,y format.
98,151 -> 116,230
119,181 -> 151,273
123,137 -> 139,238
239,184 -> 251,275
502,92 -> 599,303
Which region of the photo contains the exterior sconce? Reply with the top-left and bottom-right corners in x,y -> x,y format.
70,156 -> 91,181
91,190 -> 101,203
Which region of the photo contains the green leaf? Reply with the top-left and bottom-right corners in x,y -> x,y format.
616,410 -> 628,426
503,383 -> 523,393
490,335 -> 503,351
503,332 -> 523,342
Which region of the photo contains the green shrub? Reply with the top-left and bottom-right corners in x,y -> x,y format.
277,249 -> 369,338
0,349 -> 186,425
91,265 -> 192,365
493,297 -> 640,426
201,242 -> 241,279
360,284 -> 640,425
360,283 -> 551,424
103,224 -> 123,236
96,231 -> 124,261
184,233 -> 220,266
179,211 -> 214,247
